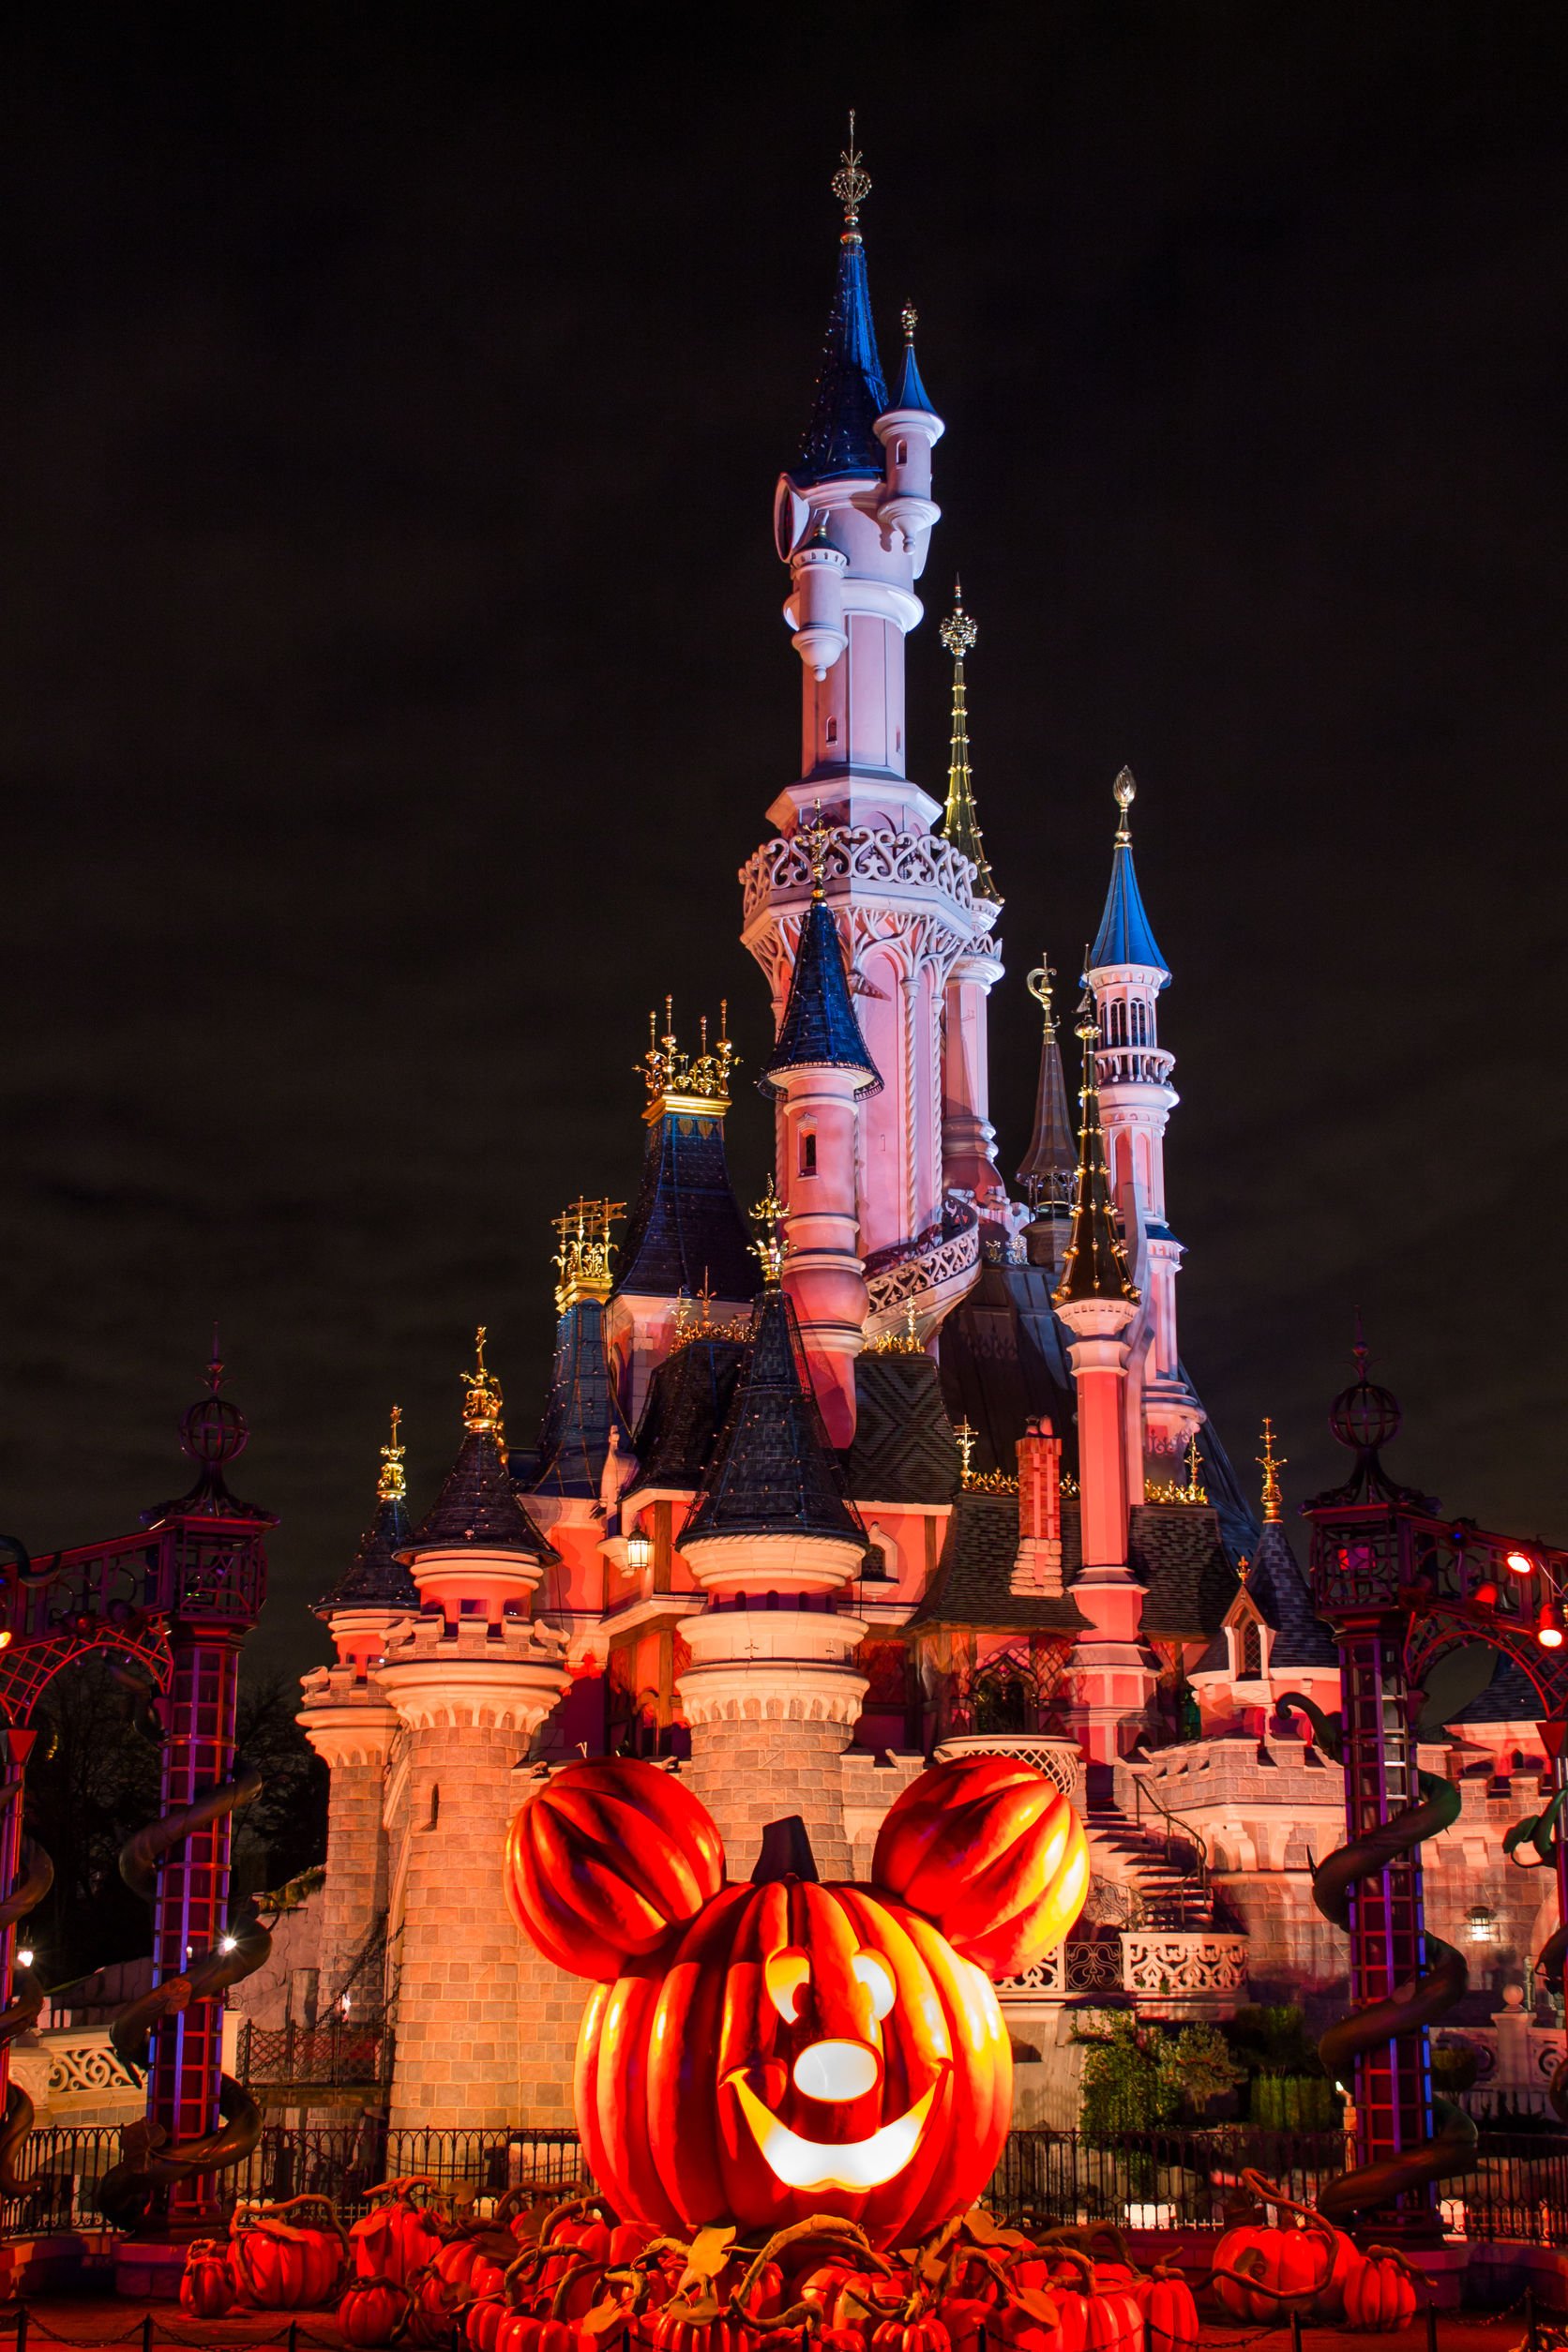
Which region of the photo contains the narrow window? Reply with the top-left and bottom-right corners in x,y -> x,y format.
825,716 -> 838,745
800,1128 -> 818,1177
1241,1621 -> 1262,1680
895,438 -> 908,466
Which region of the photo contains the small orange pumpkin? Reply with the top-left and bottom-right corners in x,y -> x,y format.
1342,2253 -> 1418,2332
339,2277 -> 410,2346
179,2239 -> 236,2320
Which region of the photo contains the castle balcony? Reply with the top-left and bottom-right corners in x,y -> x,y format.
1094,1046 -> 1175,1090
995,1928 -> 1250,2020
863,1189 -> 980,1341
739,824 -> 993,1008
935,1730 -> 1083,1804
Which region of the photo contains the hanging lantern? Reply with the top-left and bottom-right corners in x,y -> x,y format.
625,1528 -> 653,1573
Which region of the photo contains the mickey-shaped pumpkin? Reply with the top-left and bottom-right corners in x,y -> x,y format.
505,1753 -> 1089,2248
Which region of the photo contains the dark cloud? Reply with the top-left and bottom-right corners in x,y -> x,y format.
0,5 -> 1563,1675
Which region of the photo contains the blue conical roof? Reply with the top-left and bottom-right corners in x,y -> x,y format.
529,1297 -> 632,1500
889,335 -> 935,416
681,1288 -> 863,1548
1089,838 -> 1167,973
796,237 -> 888,483
759,895 -> 882,1098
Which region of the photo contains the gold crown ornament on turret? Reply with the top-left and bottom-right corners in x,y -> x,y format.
377,1404 -> 407,1504
750,1176 -> 786,1287
938,582 -> 1000,903
1258,1416 -> 1286,1524
460,1325 -> 505,1441
639,997 -> 737,1118
552,1197 -> 625,1315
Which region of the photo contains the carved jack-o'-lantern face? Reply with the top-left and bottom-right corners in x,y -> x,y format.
505,1756 -> 1089,2247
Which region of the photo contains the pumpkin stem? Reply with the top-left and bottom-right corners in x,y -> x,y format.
1236,2167 -> 1335,2239
548,2254 -> 602,2323
751,1816 -> 820,1884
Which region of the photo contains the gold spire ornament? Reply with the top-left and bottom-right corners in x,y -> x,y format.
1052,993 -> 1140,1310
831,109 -> 870,237
377,1404 -> 406,1504
639,996 -> 737,1116
552,1198 -> 625,1315
797,798 -> 834,901
750,1177 -> 786,1287
1184,1432 -> 1208,1502
1026,954 -> 1058,1039
460,1326 -> 505,1440
901,301 -> 918,345
954,1417 -> 978,1486
1114,766 -> 1137,845
937,584 -> 999,902
1258,1416 -> 1286,1524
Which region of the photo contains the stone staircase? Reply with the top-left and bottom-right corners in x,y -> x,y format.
1081,1762 -> 1214,1931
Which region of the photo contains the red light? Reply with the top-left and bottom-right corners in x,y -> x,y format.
0,1630 -> 11,1651
1472,1581 -> 1500,1608
1508,1549 -> 1537,1577
1537,1601 -> 1564,1650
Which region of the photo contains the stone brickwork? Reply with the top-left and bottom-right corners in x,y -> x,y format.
686,1712 -> 857,1880
516,1939 -> 585,2126
388,1722 -> 533,2129
317,1756 -> 391,2002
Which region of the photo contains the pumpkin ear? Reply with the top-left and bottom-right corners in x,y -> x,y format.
505,1757 -> 726,1981
871,1755 -> 1090,1980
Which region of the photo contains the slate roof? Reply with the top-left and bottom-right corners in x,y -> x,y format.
759,896 -> 881,1099
401,1430 -> 556,1561
1088,837 -> 1168,974
615,1107 -> 759,1304
681,1289 -> 863,1548
1244,1520 -> 1336,1668
795,235 -> 889,482
1018,1017 -> 1076,1207
843,1352 -> 962,1503
938,1259 -> 1079,1480
909,1491 -> 1088,1634
1446,1650 -> 1550,1726
631,1334 -> 748,1491
529,1298 -> 631,1501
1131,1504 -> 1239,1644
318,1489 -> 417,1613
890,334 -> 935,415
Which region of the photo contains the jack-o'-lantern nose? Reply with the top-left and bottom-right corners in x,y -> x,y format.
792,2040 -> 879,2103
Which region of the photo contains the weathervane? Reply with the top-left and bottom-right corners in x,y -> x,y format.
1027,954 -> 1058,1039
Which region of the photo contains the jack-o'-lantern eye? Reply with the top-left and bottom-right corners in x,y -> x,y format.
765,1949 -> 811,2023
852,1950 -> 896,2020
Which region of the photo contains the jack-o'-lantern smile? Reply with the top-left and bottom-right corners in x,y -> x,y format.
728,2070 -> 942,2192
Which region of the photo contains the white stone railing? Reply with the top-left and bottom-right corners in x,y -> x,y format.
741,825 -> 984,927
864,1194 -> 980,1337
39,2026 -> 143,2108
1119,1931 -> 1249,2018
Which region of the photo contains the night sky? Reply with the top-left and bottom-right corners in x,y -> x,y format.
2,8 -> 1564,1679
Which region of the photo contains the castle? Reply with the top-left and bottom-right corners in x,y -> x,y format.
287,134 -> 1563,2142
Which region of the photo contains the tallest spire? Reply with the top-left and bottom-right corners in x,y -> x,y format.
795,113 -> 888,484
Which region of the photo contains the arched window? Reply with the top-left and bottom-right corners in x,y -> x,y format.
1240,1621 -> 1262,1680
799,1126 -> 818,1177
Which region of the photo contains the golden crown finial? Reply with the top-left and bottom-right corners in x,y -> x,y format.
552,1197 -> 625,1314
798,799 -> 833,902
750,1176 -> 787,1286
940,581 -> 977,661
461,1324 -> 505,1440
1258,1416 -> 1286,1525
639,997 -> 737,1110
901,301 -> 918,344
1114,766 -> 1137,844
954,1417 -> 978,1486
1026,954 -> 1058,1037
830,108 -> 871,236
377,1403 -> 406,1504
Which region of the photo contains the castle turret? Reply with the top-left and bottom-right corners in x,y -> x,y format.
938,587 -> 1007,1215
606,1003 -> 758,1423
1084,770 -> 1201,1474
377,1334 -> 568,2130
1018,955 -> 1077,1273
677,1211 -> 867,1876
743,127 -> 992,1368
297,1409 -> 414,2014
1053,997 -> 1154,1759
759,818 -> 881,1443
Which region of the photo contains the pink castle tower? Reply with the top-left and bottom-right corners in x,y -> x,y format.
1052,992 -> 1157,1759
1083,770 -> 1203,1488
740,125 -> 1000,1433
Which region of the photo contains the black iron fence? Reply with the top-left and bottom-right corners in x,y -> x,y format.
5,2119 -> 1568,2246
